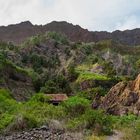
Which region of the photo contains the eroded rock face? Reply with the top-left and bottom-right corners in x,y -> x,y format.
132,74 -> 140,91
95,74 -> 140,116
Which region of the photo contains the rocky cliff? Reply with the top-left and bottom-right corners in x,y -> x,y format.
96,74 -> 140,116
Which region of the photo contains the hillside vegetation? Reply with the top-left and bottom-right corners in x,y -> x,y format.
0,31 -> 140,139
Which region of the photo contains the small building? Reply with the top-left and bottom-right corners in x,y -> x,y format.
46,94 -> 68,105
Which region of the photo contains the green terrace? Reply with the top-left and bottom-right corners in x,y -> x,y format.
75,64 -> 109,82
76,72 -> 109,82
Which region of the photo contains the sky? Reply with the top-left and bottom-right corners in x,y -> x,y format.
1,0 -> 140,31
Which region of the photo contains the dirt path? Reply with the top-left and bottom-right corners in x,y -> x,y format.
105,130 -> 123,140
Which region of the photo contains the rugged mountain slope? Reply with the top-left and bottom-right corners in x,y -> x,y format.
94,29 -> 140,46
1,21 -> 140,45
0,59 -> 35,101
1,32 -> 140,101
44,21 -> 94,43
0,21 -> 93,44
0,21 -> 44,44
1,22 -> 140,139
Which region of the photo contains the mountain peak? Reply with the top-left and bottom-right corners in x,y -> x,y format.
17,21 -> 33,26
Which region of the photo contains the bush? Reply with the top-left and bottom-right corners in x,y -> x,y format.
30,53 -> 43,72
40,80 -> 58,93
67,109 -> 113,135
83,110 -> 113,135
112,114 -> 137,128
40,74 -> 71,94
62,96 -> 90,117
47,32 -> 69,45
0,113 -> 14,131
22,93 -> 65,120
0,89 -> 18,113
117,117 -> 140,140
29,93 -> 51,103
77,87 -> 107,100
84,54 -> 99,64
135,119 -> 140,135
102,61 -> 116,77
24,34 -> 46,46
67,64 -> 79,81
90,87 -> 107,97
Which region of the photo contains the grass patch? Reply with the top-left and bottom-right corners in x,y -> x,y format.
0,88 -> 140,139
76,64 -> 93,72
76,72 -> 109,82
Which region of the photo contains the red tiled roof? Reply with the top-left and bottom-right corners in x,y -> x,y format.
46,94 -> 68,102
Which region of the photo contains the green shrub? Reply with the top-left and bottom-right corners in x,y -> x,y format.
84,54 -> 99,64
135,119 -> 140,135
67,109 -> 113,135
0,89 -> 19,113
77,87 -> 107,100
40,80 -> 58,93
23,34 -> 46,46
66,116 -> 84,130
117,117 -> 140,140
17,94 -> 66,128
47,32 -> 69,45
74,43 -> 94,55
62,96 -> 90,117
0,113 -> 14,131
90,87 -> 107,97
67,64 -> 79,81
29,93 -> 51,103
27,69 -> 42,92
102,61 -> 116,77
40,74 -> 71,94
77,91 -> 91,100
83,109 -> 113,135
113,114 -> 137,128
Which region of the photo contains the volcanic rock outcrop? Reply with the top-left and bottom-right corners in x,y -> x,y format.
96,74 -> 140,116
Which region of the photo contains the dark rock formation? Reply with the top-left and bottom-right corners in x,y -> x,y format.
96,74 -> 140,116
45,21 -> 94,43
0,21 -> 94,45
1,21 -> 140,45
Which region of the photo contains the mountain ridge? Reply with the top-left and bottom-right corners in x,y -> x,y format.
1,21 -> 140,45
